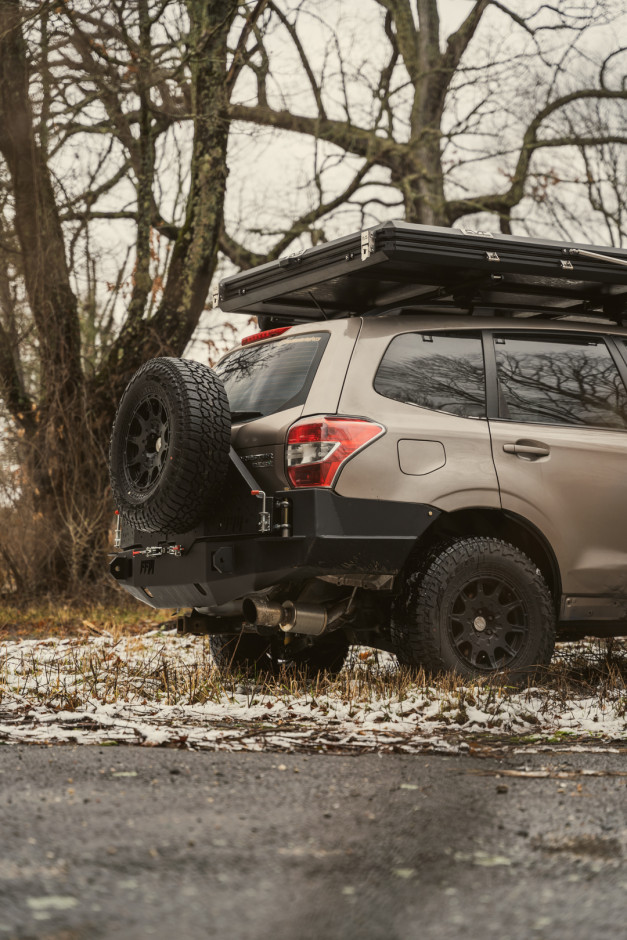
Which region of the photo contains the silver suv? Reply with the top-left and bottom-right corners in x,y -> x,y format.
109,223 -> 627,680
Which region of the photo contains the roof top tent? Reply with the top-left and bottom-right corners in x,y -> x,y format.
215,220 -> 627,324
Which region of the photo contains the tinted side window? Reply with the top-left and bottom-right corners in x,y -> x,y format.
215,333 -> 328,419
374,332 -> 486,417
494,334 -> 627,430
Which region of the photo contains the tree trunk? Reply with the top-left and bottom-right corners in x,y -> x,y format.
101,0 -> 238,397
0,0 -> 107,594
0,0 -> 241,596
392,147 -> 448,225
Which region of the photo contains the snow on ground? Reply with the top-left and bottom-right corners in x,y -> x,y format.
0,633 -> 625,753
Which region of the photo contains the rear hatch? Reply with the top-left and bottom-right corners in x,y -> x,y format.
214,319 -> 361,493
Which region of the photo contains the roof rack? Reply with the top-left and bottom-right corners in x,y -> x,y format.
216,221 -> 627,325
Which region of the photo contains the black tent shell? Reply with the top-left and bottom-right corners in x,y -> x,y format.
216,221 -> 627,324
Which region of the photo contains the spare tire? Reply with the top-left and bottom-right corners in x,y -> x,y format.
109,357 -> 230,533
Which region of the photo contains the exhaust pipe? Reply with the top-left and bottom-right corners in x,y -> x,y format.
242,596 -> 284,628
243,596 -> 350,637
280,601 -> 329,636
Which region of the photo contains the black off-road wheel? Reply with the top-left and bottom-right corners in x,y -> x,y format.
210,630 -> 349,677
110,357 -> 230,533
391,537 -> 555,683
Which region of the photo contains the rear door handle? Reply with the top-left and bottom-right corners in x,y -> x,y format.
503,441 -> 550,459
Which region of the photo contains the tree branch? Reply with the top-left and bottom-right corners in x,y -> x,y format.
219,227 -> 265,269
443,0 -> 490,75
376,0 -> 419,83
228,102 -> 398,165
220,157 -> 374,268
100,0 -> 238,392
226,0 -> 270,95
269,1 -> 326,118
446,88 -> 627,222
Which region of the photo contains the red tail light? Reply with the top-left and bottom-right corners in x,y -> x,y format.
242,327 -> 291,346
286,416 -> 385,487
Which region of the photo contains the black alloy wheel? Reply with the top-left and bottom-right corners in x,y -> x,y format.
448,575 -> 527,671
124,394 -> 171,492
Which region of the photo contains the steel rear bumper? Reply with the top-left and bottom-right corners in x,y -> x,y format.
110,489 -> 439,609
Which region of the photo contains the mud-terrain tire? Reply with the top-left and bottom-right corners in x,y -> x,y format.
391,537 -> 555,683
210,631 -> 349,676
110,357 -> 230,533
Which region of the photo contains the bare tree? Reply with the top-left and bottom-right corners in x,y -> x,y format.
222,0 -> 627,255
0,0 -> 263,592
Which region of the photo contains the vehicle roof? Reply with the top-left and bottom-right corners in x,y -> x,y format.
216,221 -> 627,325
354,313 -> 627,338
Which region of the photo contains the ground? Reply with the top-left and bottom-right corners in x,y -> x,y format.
0,603 -> 625,938
0,597 -> 171,641
0,747 -> 625,939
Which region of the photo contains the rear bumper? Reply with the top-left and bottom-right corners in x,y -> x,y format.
110,489 -> 439,609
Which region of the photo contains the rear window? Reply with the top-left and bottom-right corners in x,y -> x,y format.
215,332 -> 328,420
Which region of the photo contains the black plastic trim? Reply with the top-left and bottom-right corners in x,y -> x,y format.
561,595 -> 627,623
482,330 -> 499,419
605,335 -> 627,391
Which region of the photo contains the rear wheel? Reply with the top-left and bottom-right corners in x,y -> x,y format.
391,537 -> 555,682
210,630 -> 349,676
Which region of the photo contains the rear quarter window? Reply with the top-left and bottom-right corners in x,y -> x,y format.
215,332 -> 328,420
374,331 -> 486,417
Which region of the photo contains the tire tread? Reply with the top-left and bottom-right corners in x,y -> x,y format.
110,357 -> 230,533
391,536 -> 555,681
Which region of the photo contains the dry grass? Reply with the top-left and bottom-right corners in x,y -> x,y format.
0,597 -> 626,729
0,596 -> 176,640
0,632 -> 625,753
1,632 -> 626,715
0,634 -> 410,711
542,638 -> 627,708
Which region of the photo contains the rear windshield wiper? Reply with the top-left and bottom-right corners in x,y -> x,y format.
230,410 -> 264,422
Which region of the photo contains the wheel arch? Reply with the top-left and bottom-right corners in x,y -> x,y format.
414,507 -> 562,609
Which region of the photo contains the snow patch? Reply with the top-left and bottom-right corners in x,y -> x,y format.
0,634 -> 625,753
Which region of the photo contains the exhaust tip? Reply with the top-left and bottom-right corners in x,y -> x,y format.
279,601 -> 328,636
242,596 -> 284,629
242,597 -> 258,624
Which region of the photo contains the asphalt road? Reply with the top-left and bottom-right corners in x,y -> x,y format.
0,745 -> 625,940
